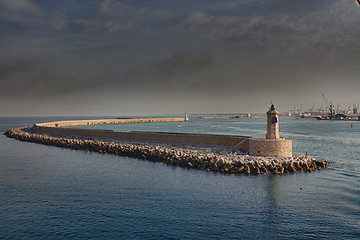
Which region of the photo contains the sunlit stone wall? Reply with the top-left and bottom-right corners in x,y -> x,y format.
249,138 -> 293,158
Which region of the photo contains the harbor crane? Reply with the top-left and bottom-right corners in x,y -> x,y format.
354,104 -> 359,114
321,94 -> 334,118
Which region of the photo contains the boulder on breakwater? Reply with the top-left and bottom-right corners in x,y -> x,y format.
4,127 -> 329,175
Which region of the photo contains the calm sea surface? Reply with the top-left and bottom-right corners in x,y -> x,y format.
1,116 -> 359,239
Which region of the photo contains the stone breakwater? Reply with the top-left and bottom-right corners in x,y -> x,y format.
4,127 -> 329,175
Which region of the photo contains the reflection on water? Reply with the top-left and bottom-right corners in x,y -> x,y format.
264,174 -> 281,236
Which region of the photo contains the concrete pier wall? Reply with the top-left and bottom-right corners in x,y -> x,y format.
34,117 -> 186,128
33,125 -> 251,147
33,118 -> 251,150
32,117 -> 292,157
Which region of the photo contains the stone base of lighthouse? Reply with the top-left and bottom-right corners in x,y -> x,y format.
249,138 -> 292,158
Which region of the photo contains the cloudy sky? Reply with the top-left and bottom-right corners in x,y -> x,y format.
1,0 -> 360,116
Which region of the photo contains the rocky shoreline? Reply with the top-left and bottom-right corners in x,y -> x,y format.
4,127 -> 329,175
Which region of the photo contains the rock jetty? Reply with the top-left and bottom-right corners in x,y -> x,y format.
4,127 -> 329,175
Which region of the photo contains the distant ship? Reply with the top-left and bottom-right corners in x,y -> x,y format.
316,98 -> 360,121
316,97 -> 335,120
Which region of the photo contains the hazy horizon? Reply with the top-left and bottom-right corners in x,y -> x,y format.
1,0 -> 360,116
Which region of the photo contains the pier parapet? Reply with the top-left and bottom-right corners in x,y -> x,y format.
30,107 -> 292,158
249,104 -> 292,158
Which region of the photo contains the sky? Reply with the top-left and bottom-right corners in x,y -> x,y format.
1,0 -> 360,116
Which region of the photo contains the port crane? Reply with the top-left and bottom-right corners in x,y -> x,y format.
321,94 -> 334,119
354,104 -> 359,114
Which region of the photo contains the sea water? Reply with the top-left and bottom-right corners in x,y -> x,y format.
0,116 -> 359,239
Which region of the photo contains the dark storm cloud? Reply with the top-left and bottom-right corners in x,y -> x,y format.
0,58 -> 84,97
172,1 -> 360,58
0,0 -> 174,35
1,0 -> 360,115
76,51 -> 216,94
0,59 -> 42,81
151,51 -> 214,78
0,0 -> 42,15
223,0 -> 340,15
0,0 -> 68,34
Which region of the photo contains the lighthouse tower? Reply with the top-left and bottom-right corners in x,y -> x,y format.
248,103 -> 292,158
266,104 -> 280,139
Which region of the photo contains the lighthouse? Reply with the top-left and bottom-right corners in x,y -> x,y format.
266,104 -> 280,139
247,103 -> 292,157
